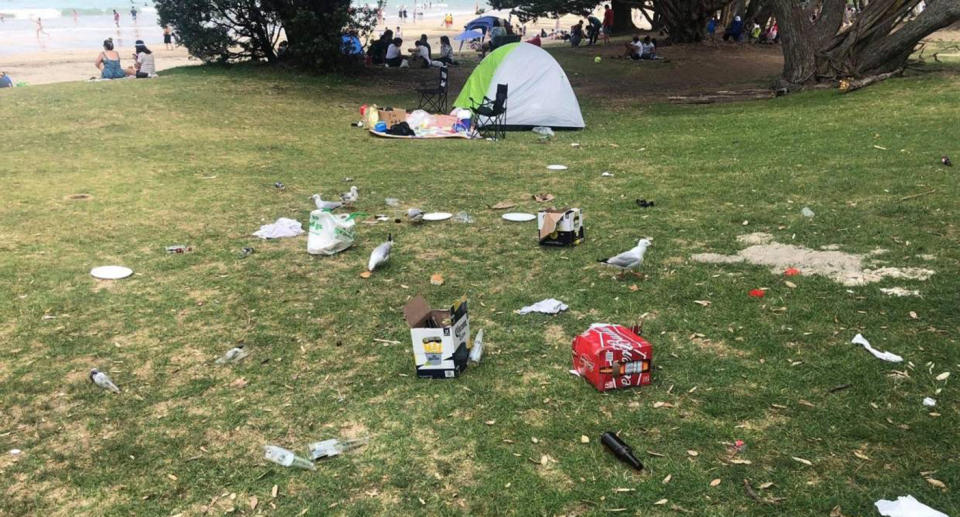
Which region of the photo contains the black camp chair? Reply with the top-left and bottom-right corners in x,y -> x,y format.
415,66 -> 449,113
470,83 -> 508,140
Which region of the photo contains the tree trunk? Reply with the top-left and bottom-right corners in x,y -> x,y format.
771,0 -> 960,89
656,0 -> 730,43
611,0 -> 641,32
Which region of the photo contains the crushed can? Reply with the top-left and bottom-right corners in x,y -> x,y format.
572,324 -> 652,392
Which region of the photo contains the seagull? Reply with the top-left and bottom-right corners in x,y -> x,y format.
598,238 -> 652,278
942,155 -> 952,167
340,186 -> 359,204
311,194 -> 342,211
367,234 -> 393,272
90,369 -> 120,393
406,208 -> 424,223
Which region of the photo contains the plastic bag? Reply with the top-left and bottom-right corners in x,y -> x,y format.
406,109 -> 432,129
364,104 -> 379,128
532,126 -> 554,138
307,210 -> 358,255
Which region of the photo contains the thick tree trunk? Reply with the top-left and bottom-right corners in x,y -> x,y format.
772,0 -> 960,89
611,0 -> 641,32
657,0 -> 730,42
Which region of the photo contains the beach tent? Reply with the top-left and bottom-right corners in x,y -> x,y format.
464,16 -> 507,36
454,29 -> 485,53
453,42 -> 585,130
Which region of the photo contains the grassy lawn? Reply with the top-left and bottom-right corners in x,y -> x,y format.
0,52 -> 958,516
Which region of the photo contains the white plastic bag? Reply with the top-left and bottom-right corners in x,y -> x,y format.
307,210 -> 357,255
406,109 -> 431,129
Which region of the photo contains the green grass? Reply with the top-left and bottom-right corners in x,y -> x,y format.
0,56 -> 958,517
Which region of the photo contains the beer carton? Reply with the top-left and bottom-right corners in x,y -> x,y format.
538,208 -> 584,247
404,295 -> 470,379
572,324 -> 652,391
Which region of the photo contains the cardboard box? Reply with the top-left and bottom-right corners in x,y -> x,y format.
378,107 -> 408,129
538,208 -> 584,247
572,324 -> 652,391
404,294 -> 470,379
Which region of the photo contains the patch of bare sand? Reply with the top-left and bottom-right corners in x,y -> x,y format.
692,233 -> 934,286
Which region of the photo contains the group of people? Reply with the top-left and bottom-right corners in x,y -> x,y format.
709,15 -> 779,44
95,38 -> 156,80
623,35 -> 663,60
568,5 -> 614,47
367,30 -> 456,68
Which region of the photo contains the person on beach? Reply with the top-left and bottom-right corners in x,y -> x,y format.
163,26 -> 174,49
113,10 -> 120,28
125,40 -> 155,78
437,35 -> 456,65
73,10 -> 79,25
96,38 -> 127,79
130,6 -> 138,23
35,18 -> 50,39
0,72 -> 13,88
418,34 -> 432,59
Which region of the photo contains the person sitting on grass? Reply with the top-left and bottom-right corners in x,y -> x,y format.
412,40 -> 433,68
437,35 -> 457,65
569,20 -> 584,47
417,34 -> 432,59
624,35 -> 643,59
0,72 -> 13,88
368,29 -> 393,65
125,40 -> 156,78
95,38 -> 126,79
385,38 -> 404,67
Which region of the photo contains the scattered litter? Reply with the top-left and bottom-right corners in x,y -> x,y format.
489,201 -> 517,210
598,239 -> 651,276
692,232 -> 935,286
375,214 -> 391,222
936,372 -> 950,381
66,193 -> 93,200
423,212 -> 453,222
405,295 -> 470,379
274,182 -> 284,190
384,197 -> 400,207
636,199 -> 655,208
880,287 -> 920,297
547,164 -> 568,171
748,289 -> 766,298
307,211 -> 356,255
307,438 -> 368,460
852,333 -> 903,363
572,324 -> 652,391
165,245 -> 192,254
875,495 -> 947,517
922,397 -> 936,407
873,145 -> 888,150
941,156 -> 952,167
9,449 -> 21,456
601,432 -> 643,471
516,298 -> 568,315
430,273 -> 445,286
239,247 -> 255,258
568,369 -> 581,376
263,445 -> 315,471
533,193 -> 555,203
469,329 -> 484,363
784,268 -> 800,276
407,208 -> 424,223
503,212 -> 536,222
367,234 -> 393,272
360,271 -> 372,279
89,369 -> 120,393
453,212 -> 474,224
253,217 -> 304,239
801,207 -> 815,218
90,266 -> 133,280
571,143 -> 580,148
215,345 -> 249,364
601,172 -> 614,177
532,126 -> 555,139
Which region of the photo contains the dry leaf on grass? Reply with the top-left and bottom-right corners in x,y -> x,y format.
710,479 -> 722,487
662,474 -> 672,484
654,499 -> 668,506
430,273 -> 444,286
729,458 -> 752,465
784,281 -> 797,288
687,450 -> 699,457
230,377 -> 248,389
167,474 -> 178,481
936,372 -> 950,381
829,505 -> 844,517
925,478 -> 947,489
249,496 -> 258,510
612,488 -> 635,492
533,193 -> 555,202
272,485 -> 279,498
647,450 -> 665,457
791,456 -> 813,466
580,435 -> 590,444
853,451 -> 870,460
909,311 -> 918,319
653,401 -> 674,408
694,300 -> 712,307
360,271 -> 372,279
629,284 -> 639,292
758,482 -> 774,489
484,420 -> 496,425
489,201 -> 517,210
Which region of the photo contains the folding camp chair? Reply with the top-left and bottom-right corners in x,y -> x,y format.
470,83 -> 508,140
416,66 -> 449,113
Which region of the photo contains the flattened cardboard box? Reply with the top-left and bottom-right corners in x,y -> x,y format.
378,107 -> 407,128
538,208 -> 584,247
572,324 -> 652,392
404,294 -> 470,379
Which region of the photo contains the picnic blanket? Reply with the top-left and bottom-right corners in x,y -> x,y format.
369,113 -> 472,139
369,129 -> 470,139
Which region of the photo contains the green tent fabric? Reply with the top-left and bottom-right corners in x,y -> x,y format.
453,43 -> 517,108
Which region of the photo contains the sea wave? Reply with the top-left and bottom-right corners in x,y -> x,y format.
0,8 -> 63,19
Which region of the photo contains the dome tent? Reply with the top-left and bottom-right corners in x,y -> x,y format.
453,43 -> 585,130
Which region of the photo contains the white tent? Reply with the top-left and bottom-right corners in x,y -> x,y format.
453,43 -> 585,129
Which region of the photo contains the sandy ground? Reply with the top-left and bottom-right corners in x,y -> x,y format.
1,46 -> 196,86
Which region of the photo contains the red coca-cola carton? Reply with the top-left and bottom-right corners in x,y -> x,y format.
572,324 -> 652,392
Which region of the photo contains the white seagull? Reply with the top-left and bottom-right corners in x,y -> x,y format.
89,369 -> 120,393
598,238 -> 652,278
340,186 -> 359,205
406,208 -> 424,223
311,194 -> 342,211
367,234 -> 393,272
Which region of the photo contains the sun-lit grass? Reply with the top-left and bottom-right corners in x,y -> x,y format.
0,56 -> 958,516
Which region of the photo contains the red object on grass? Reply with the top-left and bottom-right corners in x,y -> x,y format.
572,324 -> 652,392
748,289 -> 766,298
784,268 -> 800,276
359,104 -> 367,116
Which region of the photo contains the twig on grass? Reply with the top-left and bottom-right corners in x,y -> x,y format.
829,383 -> 852,393
899,189 -> 936,202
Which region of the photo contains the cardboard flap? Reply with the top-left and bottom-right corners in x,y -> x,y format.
539,208 -> 570,241
404,295 -> 431,328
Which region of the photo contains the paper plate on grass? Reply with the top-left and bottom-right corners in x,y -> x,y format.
90,266 -> 133,280
502,212 -> 536,222
546,164 -> 568,170
423,212 -> 453,222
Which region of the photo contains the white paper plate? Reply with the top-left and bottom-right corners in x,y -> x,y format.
90,266 -> 133,280
546,164 -> 568,170
502,212 -> 536,222
423,212 -> 453,221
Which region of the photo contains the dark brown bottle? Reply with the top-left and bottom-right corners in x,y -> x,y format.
601,432 -> 643,471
